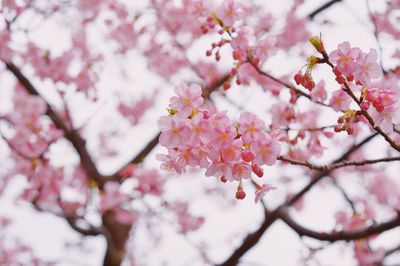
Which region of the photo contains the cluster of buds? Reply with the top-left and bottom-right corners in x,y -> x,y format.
293,36 -> 328,91
201,12 -> 235,34
221,67 -> 241,91
334,110 -> 358,135
200,14 -> 217,34
203,13 -> 234,62
294,70 -> 315,91
205,39 -> 228,61
294,56 -> 321,91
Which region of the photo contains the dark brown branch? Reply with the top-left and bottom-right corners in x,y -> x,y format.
281,211 -> 400,242
277,155 -> 400,171
216,208 -> 282,266
308,0 -> 343,20
5,62 -> 107,188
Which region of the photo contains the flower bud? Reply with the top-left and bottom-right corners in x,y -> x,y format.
309,36 -> 326,54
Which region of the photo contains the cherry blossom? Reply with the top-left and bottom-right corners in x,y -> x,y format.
329,89 -> 351,112
354,49 -> 382,86
329,41 -> 360,79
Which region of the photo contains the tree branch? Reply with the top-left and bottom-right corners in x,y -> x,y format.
308,0 -> 343,20
281,210 -> 400,242
215,208 -> 282,266
277,155 -> 400,171
5,62 -> 107,188
286,133 -> 378,207
384,243 -> 400,258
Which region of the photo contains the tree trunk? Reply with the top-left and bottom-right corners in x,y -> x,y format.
102,211 -> 132,266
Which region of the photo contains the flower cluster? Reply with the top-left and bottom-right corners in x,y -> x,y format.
334,110 -> 358,135
329,42 -> 400,133
329,42 -> 381,86
4,84 -> 63,159
157,84 -> 279,202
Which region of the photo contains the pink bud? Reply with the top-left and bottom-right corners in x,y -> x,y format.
220,175 -> 227,183
241,150 -> 256,162
252,164 -> 264,177
236,189 -> 246,200
360,101 -> 370,111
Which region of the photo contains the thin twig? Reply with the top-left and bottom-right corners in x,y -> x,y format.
277,155 -> 400,171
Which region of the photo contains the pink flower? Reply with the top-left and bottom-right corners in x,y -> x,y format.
253,138 -> 281,166
220,139 -> 242,162
354,49 -> 382,86
270,103 -> 295,127
207,113 -> 237,148
188,113 -> 210,145
169,83 -> 204,114
217,0 -> 244,27
239,112 -> 267,143
329,89 -> 351,111
205,161 -> 234,181
370,104 -> 400,133
329,41 -> 360,78
232,162 -> 251,180
255,184 -> 277,203
310,80 -> 327,102
176,146 -> 201,170
158,116 -> 191,147
156,152 -> 184,174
